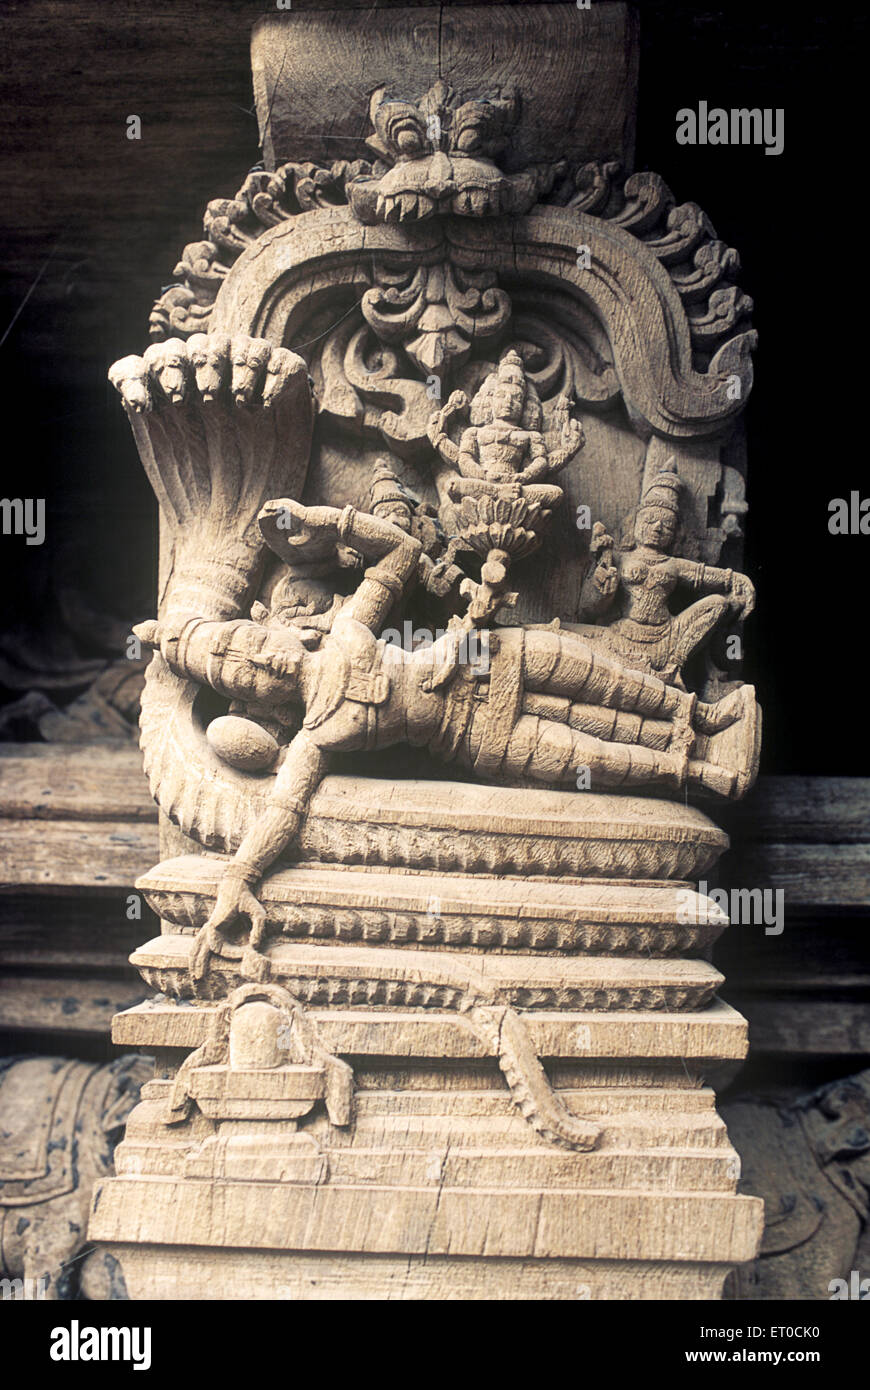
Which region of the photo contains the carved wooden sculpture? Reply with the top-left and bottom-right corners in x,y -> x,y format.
0,1055 -> 149,1299
90,4 -> 764,1299
723,1070 -> 870,1300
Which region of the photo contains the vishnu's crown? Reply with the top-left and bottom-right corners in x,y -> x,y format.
497,350 -> 526,388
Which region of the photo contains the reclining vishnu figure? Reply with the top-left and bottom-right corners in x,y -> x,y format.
134,497 -> 759,981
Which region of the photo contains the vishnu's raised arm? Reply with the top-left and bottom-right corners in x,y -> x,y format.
426,390 -> 470,470
260,498 -> 423,633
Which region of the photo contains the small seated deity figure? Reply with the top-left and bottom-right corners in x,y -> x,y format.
427,349 -> 584,504
577,460 -> 756,686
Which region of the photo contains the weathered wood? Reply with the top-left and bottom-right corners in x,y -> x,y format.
720,778 -> 870,910
726,996 -> 870,1057
0,1055 -> 151,1299
0,0 -> 861,1308
0,819 -> 159,893
0,897 -> 151,970
716,920 -> 870,989
723,843 -> 870,911
723,776 -> 870,844
0,744 -> 155,822
112,995 -> 751,1061
133,930 -> 726,1012
3,786 -> 867,911
87,0 -> 773,1302
0,974 -> 148,1035
5,747 -> 868,841
252,4 -> 639,171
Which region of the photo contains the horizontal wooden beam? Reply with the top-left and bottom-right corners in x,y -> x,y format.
0,973 -> 148,1036
0,896 -> 152,969
720,776 -> 870,844
0,818 -> 159,893
725,995 -> 870,1057
721,843 -> 870,911
0,744 -> 154,822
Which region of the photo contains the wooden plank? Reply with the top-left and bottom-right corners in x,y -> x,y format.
0,819 -> 159,893
0,973 -> 148,1035
715,920 -> 870,991
0,896 -> 152,969
722,843 -> 870,911
725,994 -> 870,1056
723,776 -> 870,844
0,744 -> 154,821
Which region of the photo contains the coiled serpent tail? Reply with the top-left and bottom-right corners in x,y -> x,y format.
463,1000 -> 601,1152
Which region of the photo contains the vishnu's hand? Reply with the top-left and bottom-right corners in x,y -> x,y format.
190,872 -> 268,987
560,415 -> 585,452
258,498 -> 342,564
427,390 -> 468,441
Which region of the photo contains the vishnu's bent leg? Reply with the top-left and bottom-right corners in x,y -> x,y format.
522,692 -> 672,751
523,628 -> 747,741
502,715 -> 687,792
523,630 -> 690,722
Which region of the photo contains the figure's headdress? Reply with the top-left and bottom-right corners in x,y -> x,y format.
496,350 -> 526,389
470,349 -> 542,429
640,458 -> 682,514
369,459 -> 415,519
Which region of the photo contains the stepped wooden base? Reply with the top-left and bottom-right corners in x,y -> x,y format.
91,797 -> 762,1299
90,996 -> 763,1300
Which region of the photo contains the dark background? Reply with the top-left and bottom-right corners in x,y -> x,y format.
0,0 -> 862,772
